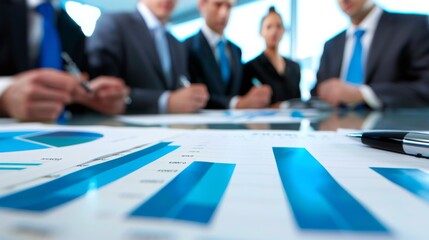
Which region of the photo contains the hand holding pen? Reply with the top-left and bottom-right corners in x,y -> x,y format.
61,52 -> 92,93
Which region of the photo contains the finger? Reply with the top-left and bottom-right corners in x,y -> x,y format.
29,85 -> 72,103
32,69 -> 78,91
26,101 -> 64,120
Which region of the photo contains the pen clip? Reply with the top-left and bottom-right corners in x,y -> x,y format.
179,75 -> 191,88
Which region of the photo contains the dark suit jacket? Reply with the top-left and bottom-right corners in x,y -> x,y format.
185,31 -> 243,109
242,53 -> 301,104
87,10 -> 187,114
0,0 -> 87,76
316,11 -> 429,108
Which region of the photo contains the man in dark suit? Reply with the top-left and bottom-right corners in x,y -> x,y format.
87,0 -> 209,114
315,0 -> 429,109
186,0 -> 272,109
0,0 -> 129,121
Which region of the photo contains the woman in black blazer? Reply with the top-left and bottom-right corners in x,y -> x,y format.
242,6 -> 301,107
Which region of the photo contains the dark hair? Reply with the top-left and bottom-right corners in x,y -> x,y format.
260,6 -> 284,31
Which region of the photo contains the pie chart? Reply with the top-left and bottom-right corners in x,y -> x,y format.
0,131 -> 103,153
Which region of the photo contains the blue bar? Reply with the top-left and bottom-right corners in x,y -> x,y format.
0,167 -> 25,171
0,163 -> 41,166
273,147 -> 387,232
130,162 -> 235,224
0,142 -> 178,211
372,168 -> 429,204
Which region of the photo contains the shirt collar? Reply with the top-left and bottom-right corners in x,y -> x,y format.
28,0 -> 45,8
201,23 -> 225,48
137,2 -> 164,31
346,6 -> 383,37
28,0 -> 59,9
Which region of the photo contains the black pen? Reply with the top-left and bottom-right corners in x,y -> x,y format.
61,52 -> 92,93
348,131 -> 429,158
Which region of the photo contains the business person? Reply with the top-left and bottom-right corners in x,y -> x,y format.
186,0 -> 272,109
314,0 -> 429,109
0,0 -> 129,121
242,6 -> 301,107
88,0 -> 209,114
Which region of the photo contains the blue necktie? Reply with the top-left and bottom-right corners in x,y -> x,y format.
218,40 -> 231,83
37,2 -> 69,123
153,26 -> 172,87
36,2 -> 62,69
346,29 -> 365,85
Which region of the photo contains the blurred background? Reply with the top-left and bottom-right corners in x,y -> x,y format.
61,0 -> 429,100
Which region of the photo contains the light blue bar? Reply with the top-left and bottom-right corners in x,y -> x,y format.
273,147 -> 388,232
130,161 -> 235,224
0,163 -> 41,166
0,142 -> 177,211
0,167 -> 25,171
372,168 -> 429,204
185,163 -> 235,206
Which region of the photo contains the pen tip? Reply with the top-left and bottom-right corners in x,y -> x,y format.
347,133 -> 363,138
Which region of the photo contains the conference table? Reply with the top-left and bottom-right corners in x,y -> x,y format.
67,108 -> 429,131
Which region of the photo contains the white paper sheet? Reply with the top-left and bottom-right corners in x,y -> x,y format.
1,126 -> 429,239
118,109 -> 325,126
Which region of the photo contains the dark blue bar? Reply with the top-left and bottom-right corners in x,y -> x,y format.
0,163 -> 41,166
130,162 -> 235,224
0,167 -> 25,171
273,147 -> 388,232
130,162 -> 212,218
372,168 -> 429,204
0,142 -> 177,211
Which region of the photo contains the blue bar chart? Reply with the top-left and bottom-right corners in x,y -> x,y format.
372,168 -> 429,204
0,142 -> 178,211
0,163 -> 41,171
273,147 -> 388,232
130,161 -> 235,224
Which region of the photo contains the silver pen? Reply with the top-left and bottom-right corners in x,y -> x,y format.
348,131 -> 429,158
61,52 -> 92,93
179,75 -> 191,88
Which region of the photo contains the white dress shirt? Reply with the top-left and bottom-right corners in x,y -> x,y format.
340,6 -> 383,109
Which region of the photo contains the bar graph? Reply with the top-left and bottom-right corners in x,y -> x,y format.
372,168 -> 429,204
0,163 -> 41,171
0,131 -> 103,153
130,161 -> 235,224
273,147 -> 388,232
0,142 -> 178,211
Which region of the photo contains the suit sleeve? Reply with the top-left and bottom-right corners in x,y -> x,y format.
87,14 -> 163,114
313,42 -> 331,96
370,16 -> 429,108
240,61 -> 255,96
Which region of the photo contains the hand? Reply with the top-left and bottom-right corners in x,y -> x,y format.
236,85 -> 272,109
318,112 -> 367,131
317,78 -> 364,107
168,84 -> 208,113
74,76 -> 129,115
0,69 -> 77,121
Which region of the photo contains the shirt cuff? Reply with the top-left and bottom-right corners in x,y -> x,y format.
0,77 -> 14,97
359,85 -> 383,109
158,91 -> 171,114
229,96 -> 239,109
